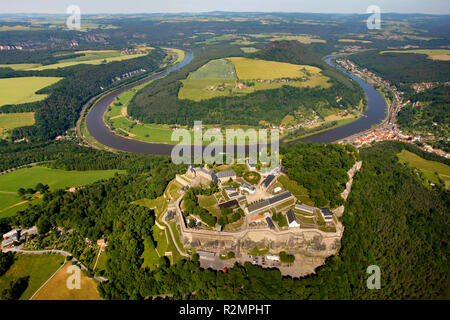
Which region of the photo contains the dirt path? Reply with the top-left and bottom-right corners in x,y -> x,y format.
0,190 -> 18,194
0,200 -> 29,212
121,105 -> 128,117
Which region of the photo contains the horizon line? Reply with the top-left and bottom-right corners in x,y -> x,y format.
0,11 -> 449,16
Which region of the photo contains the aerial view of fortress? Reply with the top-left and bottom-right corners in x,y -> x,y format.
164,158 -> 361,277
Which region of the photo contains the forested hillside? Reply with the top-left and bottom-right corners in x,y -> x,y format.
350,51 -> 450,84
281,142 -> 357,208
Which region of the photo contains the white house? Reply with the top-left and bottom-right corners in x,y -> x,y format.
273,187 -> 282,194
320,208 -> 333,223
286,210 -> 300,228
240,183 -> 255,194
266,254 -> 280,262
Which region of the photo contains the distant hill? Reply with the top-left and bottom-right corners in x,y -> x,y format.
350,50 -> 450,84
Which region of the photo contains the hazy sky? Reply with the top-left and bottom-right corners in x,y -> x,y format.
1,0 -> 450,15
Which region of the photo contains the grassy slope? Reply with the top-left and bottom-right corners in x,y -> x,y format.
0,166 -> 124,193
0,112 -> 35,139
188,59 -> 237,80
0,77 -> 62,106
397,149 -> 450,189
29,53 -> 147,71
179,57 -> 329,101
277,175 -> 314,206
380,49 -> 450,57
31,262 -> 102,300
228,57 -> 320,80
0,254 -> 65,300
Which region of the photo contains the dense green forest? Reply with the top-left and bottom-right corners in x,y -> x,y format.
281,142 -> 357,208
0,140 -> 182,174
1,140 -> 447,299
350,51 -> 450,85
128,41 -> 363,127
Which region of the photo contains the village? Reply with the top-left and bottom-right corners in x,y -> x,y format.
335,58 -> 450,159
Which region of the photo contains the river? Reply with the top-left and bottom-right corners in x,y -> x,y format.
86,52 -> 386,155
299,56 -> 386,143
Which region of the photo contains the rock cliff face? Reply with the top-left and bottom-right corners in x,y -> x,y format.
182,227 -> 342,258
340,160 -> 363,201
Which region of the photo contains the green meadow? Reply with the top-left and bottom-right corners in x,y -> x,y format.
1,50 -> 147,71
29,52 -> 147,71
188,59 -> 237,80
178,57 -> 329,102
0,166 -> 125,193
0,112 -> 35,139
0,63 -> 42,70
0,254 -> 65,300
0,77 -> 62,106
0,166 -> 124,217
397,149 -> 450,189
277,175 -> 314,206
380,49 -> 450,58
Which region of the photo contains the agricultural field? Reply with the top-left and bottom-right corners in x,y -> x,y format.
1,50 -> 149,71
268,34 -> 326,44
188,59 -> 236,80
0,63 -> 42,70
338,39 -> 372,43
0,112 -> 35,139
0,166 -> 124,193
0,77 -> 62,106
397,149 -> 450,189
244,33 -> 326,44
380,49 -> 450,61
163,47 -> 186,64
31,262 -> 102,300
0,254 -> 65,300
0,166 -> 123,218
228,57 -> 321,80
178,57 -> 329,102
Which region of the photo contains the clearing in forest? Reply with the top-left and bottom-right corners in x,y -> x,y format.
0,77 -> 62,106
